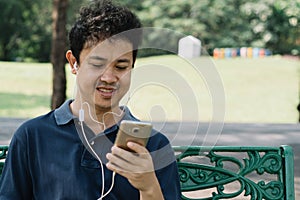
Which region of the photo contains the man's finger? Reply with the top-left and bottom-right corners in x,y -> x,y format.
127,142 -> 148,154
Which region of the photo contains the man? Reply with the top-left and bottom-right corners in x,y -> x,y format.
0,0 -> 181,199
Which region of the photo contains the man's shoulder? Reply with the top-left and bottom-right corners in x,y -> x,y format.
8,110 -> 56,147
20,111 -> 55,128
17,99 -> 73,131
148,129 -> 177,172
150,128 -> 170,145
13,110 -> 56,138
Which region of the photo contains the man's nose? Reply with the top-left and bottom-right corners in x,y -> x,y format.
100,67 -> 117,83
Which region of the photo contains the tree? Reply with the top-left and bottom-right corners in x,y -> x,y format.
51,0 -> 68,109
0,0 -> 52,61
0,0 -> 23,60
2,0 -> 299,60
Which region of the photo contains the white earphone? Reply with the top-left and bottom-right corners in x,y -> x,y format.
74,62 -> 78,71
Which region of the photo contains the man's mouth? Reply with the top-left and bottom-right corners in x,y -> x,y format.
96,86 -> 117,98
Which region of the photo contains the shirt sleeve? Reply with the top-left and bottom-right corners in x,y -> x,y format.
155,159 -> 181,200
150,136 -> 181,200
0,126 -> 33,199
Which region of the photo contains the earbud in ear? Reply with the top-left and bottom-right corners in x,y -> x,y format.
74,62 -> 78,71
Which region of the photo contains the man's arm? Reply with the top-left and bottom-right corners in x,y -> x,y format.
0,131 -> 33,199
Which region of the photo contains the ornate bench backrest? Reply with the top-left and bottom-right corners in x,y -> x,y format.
173,146 -> 295,200
0,145 -> 295,200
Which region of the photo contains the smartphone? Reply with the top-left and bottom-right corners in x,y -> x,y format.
115,120 -> 152,152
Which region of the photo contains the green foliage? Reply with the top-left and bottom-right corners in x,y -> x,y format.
0,0 -> 90,62
122,0 -> 300,56
265,1 -> 300,54
0,0 -> 299,61
241,0 -> 300,55
0,0 -> 52,61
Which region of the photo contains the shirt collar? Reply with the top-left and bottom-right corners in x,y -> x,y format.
120,106 -> 138,121
54,99 -> 74,125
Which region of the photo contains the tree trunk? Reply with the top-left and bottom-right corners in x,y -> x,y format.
298,59 -> 300,123
298,76 -> 300,122
51,0 -> 68,110
297,103 -> 300,122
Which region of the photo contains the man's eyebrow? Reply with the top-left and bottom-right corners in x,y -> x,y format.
117,58 -> 131,63
89,56 -> 107,61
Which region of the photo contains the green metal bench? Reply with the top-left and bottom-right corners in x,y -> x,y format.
0,146 -> 8,176
0,145 -> 295,199
173,145 -> 295,200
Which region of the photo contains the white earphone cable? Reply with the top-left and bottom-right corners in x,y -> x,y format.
75,63 -> 130,199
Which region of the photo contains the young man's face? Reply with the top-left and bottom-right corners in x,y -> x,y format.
77,39 -> 134,112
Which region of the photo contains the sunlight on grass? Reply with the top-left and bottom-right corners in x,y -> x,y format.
0,56 -> 299,123
0,62 -> 75,118
214,56 -> 299,123
128,56 -> 214,122
131,55 -> 299,123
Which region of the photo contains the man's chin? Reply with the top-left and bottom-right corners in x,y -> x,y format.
94,94 -> 123,111
94,101 -> 119,111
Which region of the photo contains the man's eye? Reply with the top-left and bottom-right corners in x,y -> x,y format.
91,63 -> 104,68
116,66 -> 128,70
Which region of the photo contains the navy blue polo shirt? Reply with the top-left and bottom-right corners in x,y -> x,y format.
0,100 -> 181,199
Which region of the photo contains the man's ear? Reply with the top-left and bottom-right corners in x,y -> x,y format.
66,50 -> 78,74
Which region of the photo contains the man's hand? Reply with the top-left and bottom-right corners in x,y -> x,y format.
106,142 -> 164,200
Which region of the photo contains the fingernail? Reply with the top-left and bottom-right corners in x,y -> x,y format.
127,142 -> 135,147
106,163 -> 110,169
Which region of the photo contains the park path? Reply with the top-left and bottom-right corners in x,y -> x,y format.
0,117 -> 299,198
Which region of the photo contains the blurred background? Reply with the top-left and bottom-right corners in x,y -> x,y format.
0,0 -> 299,123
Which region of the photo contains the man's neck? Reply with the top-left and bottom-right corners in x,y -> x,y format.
70,100 -> 124,133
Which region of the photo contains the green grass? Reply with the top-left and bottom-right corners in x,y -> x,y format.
0,56 -> 299,123
0,62 -> 75,118
214,57 -> 299,123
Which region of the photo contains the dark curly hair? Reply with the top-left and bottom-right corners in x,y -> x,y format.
69,0 -> 142,66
